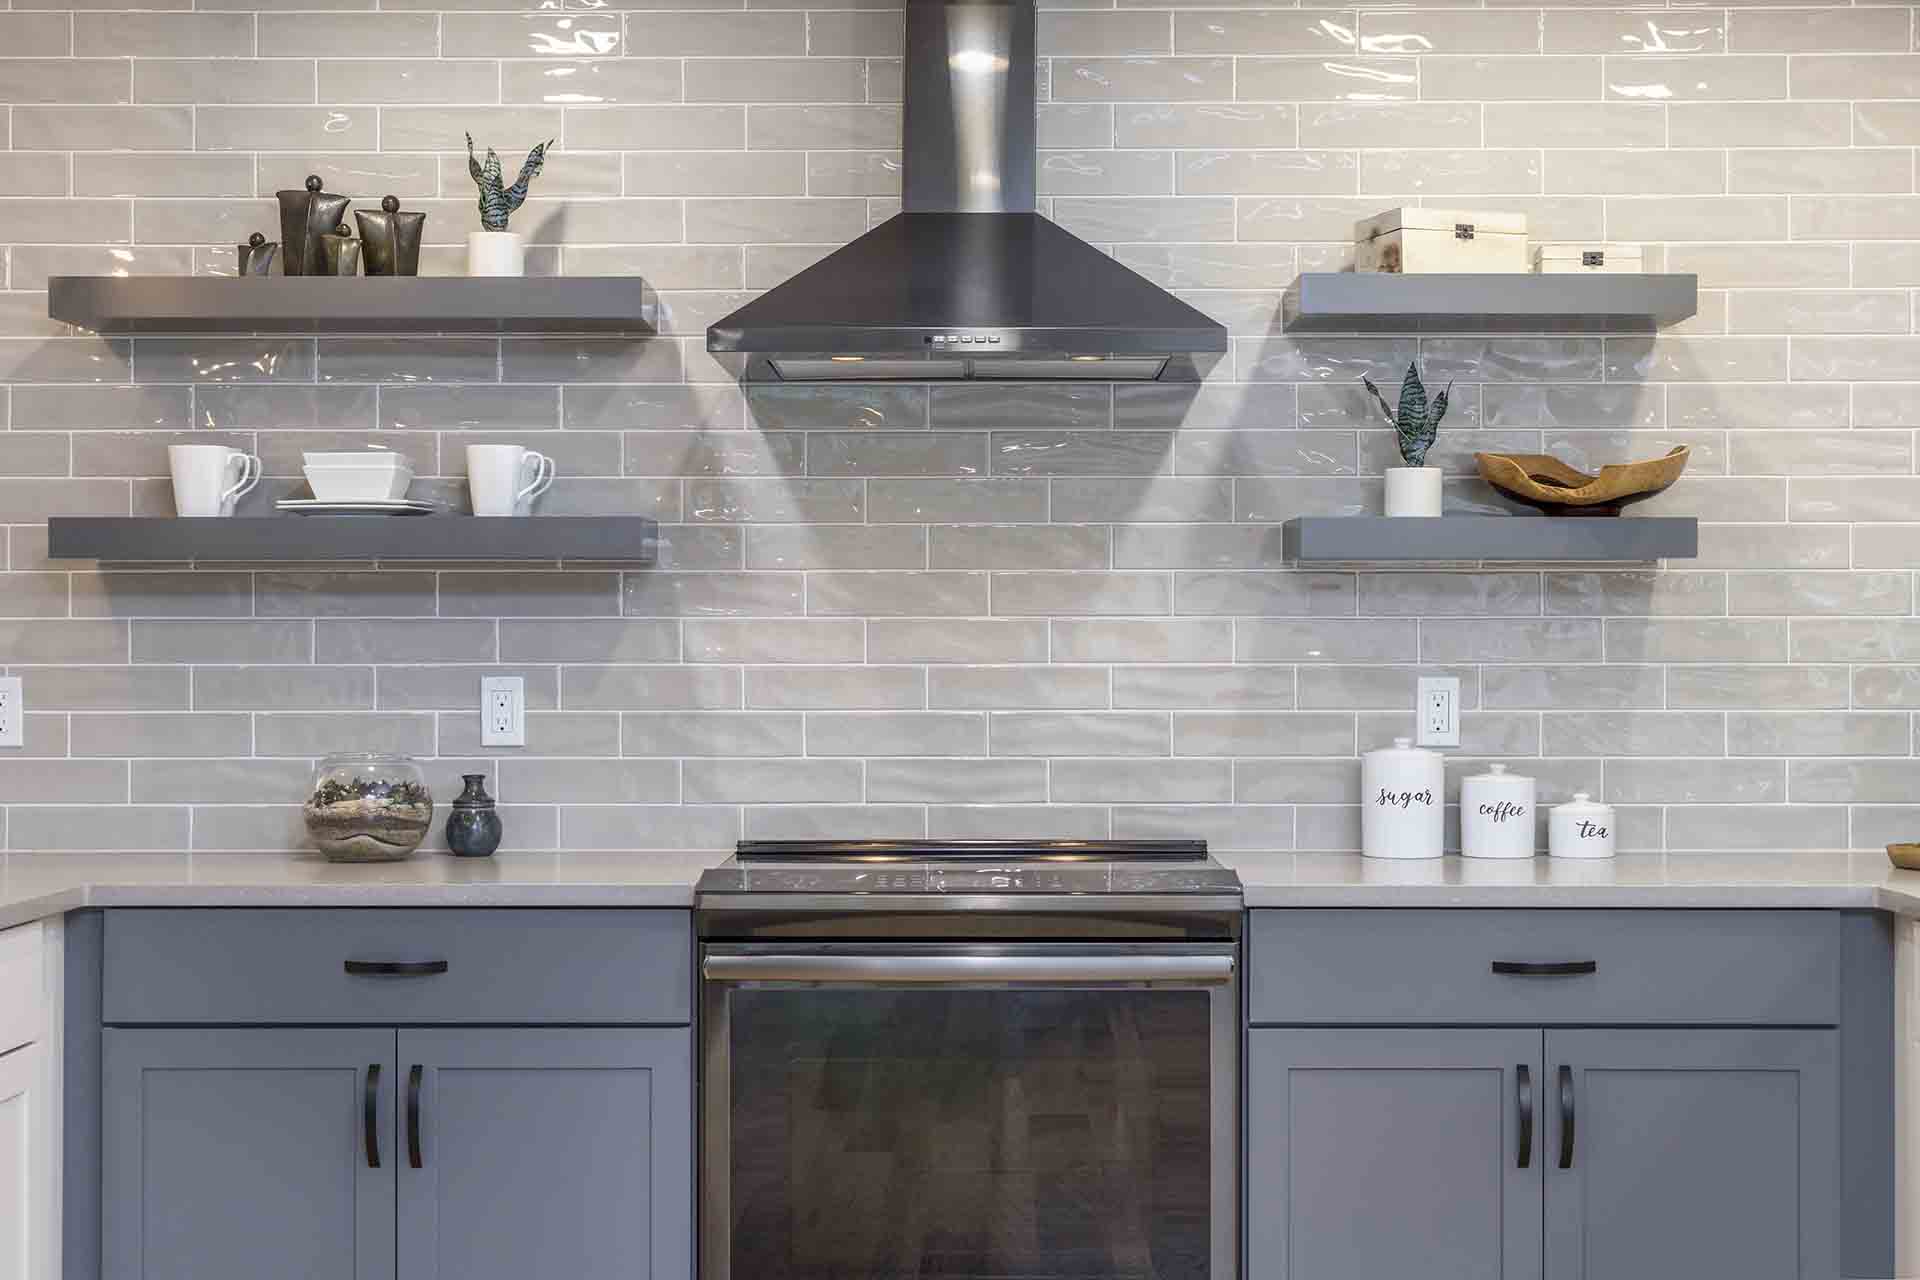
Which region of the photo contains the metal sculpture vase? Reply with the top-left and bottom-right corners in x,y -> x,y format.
355,195 -> 426,276
320,229 -> 361,276
237,233 -> 278,277
276,174 -> 351,277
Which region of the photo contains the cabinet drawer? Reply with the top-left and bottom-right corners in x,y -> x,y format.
104,909 -> 690,1026
1249,909 -> 1840,1026
0,921 -> 44,1054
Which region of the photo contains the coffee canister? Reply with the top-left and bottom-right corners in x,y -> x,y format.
1461,762 -> 1536,859
1550,792 -> 1616,859
1361,737 -> 1443,859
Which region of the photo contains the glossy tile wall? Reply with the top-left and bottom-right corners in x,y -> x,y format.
0,0 -> 1917,854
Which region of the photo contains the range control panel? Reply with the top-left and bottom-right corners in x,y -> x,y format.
926,333 -> 1004,346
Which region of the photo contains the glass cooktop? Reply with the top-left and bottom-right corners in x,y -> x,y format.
698,839 -> 1242,897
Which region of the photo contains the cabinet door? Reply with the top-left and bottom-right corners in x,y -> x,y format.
0,1043 -> 46,1280
1248,1028 -> 1544,1280
103,1028 -> 396,1280
397,1028 -> 692,1280
1544,1029 -> 1838,1280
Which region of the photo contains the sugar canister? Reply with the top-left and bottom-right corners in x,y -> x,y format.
1461,763 -> 1536,859
1361,737 -> 1443,860
1550,792 -> 1616,859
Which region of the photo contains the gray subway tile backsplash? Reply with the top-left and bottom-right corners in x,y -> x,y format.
0,0 -> 1907,851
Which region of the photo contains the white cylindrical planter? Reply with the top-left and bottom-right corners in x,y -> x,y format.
1461,763 -> 1537,859
1384,465 -> 1442,516
467,231 -> 525,277
1361,737 -> 1443,860
1550,793 -> 1617,859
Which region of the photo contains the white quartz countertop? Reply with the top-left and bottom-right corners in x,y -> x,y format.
4,849 -> 1920,932
1220,850 -> 1920,911
0,850 -> 730,931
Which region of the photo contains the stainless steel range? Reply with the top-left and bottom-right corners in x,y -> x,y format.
696,839 -> 1243,1280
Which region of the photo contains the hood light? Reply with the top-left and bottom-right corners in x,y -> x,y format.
829,355 -> 865,363
949,49 -> 1009,75
1070,355 -> 1104,362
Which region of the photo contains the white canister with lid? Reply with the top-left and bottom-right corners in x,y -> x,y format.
1550,793 -> 1616,859
1461,762 -> 1537,859
1361,737 -> 1444,860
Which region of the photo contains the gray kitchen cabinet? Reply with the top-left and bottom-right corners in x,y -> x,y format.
1245,909 -> 1877,1280
79,909 -> 699,1280
396,1028 -> 692,1280
1248,1028 -> 1544,1280
1247,1026 -> 1840,1280
101,1027 -> 397,1280
1543,1029 -> 1837,1280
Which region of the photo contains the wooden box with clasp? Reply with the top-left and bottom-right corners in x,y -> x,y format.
1354,207 -> 1529,274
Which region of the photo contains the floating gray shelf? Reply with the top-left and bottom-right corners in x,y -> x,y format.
47,276 -> 654,334
1283,273 -> 1698,333
1283,516 -> 1698,563
47,516 -> 658,563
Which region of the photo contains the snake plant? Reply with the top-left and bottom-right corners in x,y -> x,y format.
1363,361 -> 1452,468
466,133 -> 552,233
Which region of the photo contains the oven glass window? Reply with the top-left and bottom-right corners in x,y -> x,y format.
727,988 -> 1212,1280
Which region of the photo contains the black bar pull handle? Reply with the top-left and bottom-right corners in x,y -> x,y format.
1516,1064 -> 1533,1170
345,959 -> 449,977
406,1064 -> 424,1169
1491,960 -> 1597,977
364,1063 -> 381,1170
1557,1065 -> 1576,1170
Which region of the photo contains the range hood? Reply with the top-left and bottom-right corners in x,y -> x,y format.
705,0 -> 1228,383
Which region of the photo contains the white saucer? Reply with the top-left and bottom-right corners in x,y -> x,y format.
275,499 -> 439,516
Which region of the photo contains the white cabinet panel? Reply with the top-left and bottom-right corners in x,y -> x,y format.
0,924 -> 44,1057
0,1044 -> 45,1280
0,919 -> 58,1280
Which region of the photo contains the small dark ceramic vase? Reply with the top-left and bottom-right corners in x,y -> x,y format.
445,774 -> 502,858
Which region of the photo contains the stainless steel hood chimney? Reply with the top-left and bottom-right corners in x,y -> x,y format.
705,0 -> 1229,382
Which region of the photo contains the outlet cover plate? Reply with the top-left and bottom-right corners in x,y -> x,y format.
0,677 -> 20,748
480,675 -> 525,748
1416,675 -> 1460,748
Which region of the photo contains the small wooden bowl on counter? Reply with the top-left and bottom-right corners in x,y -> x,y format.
1888,843 -> 1920,871
1475,445 -> 1690,516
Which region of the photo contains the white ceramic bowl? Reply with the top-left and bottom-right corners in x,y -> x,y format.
303,451 -> 412,470
303,464 -> 414,502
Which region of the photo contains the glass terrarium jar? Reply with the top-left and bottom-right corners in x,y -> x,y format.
304,753 -> 434,862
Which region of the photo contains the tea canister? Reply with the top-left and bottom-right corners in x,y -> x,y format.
1361,737 -> 1444,860
1461,763 -> 1537,860
1550,793 -> 1616,860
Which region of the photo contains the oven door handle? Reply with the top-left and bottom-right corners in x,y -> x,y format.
702,953 -> 1235,985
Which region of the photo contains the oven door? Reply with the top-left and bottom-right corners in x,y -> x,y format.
701,942 -> 1239,1280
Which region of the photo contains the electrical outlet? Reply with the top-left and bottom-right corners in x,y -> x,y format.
480,676 -> 525,748
1416,675 -> 1460,748
0,677 -> 20,748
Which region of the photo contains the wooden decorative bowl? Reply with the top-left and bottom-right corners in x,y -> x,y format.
1474,445 -> 1690,517
1889,843 -> 1920,871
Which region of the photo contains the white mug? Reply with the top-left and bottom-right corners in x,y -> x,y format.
466,445 -> 555,517
168,444 -> 260,518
